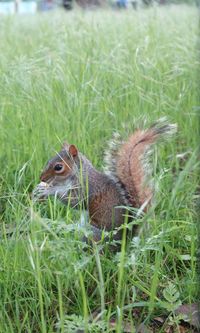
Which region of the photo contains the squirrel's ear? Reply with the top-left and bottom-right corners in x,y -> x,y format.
62,141 -> 69,150
69,144 -> 78,157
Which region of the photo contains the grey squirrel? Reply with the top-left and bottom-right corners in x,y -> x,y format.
33,118 -> 176,242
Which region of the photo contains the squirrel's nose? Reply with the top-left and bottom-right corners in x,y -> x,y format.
40,175 -> 45,182
40,173 -> 48,182
40,169 -> 53,183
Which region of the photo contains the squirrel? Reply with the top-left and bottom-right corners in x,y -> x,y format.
33,118 -> 176,242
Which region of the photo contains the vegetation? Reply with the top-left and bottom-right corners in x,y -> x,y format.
0,5 -> 199,332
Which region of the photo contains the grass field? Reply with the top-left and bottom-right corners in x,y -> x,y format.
0,4 -> 199,332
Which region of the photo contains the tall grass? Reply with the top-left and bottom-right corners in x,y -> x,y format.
0,5 -> 199,332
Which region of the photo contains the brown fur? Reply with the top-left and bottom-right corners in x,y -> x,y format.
117,129 -> 155,209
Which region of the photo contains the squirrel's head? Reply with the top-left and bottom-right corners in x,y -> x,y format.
33,143 -> 80,202
40,143 -> 78,184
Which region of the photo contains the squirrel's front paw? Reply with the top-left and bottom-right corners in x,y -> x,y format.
32,182 -> 50,201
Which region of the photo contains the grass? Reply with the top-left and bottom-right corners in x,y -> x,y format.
0,4 -> 199,332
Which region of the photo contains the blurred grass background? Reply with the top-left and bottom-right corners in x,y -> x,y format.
0,5 -> 199,332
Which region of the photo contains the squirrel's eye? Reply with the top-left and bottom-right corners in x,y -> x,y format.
54,164 -> 64,172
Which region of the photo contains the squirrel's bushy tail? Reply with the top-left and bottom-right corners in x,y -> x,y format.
105,118 -> 177,210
